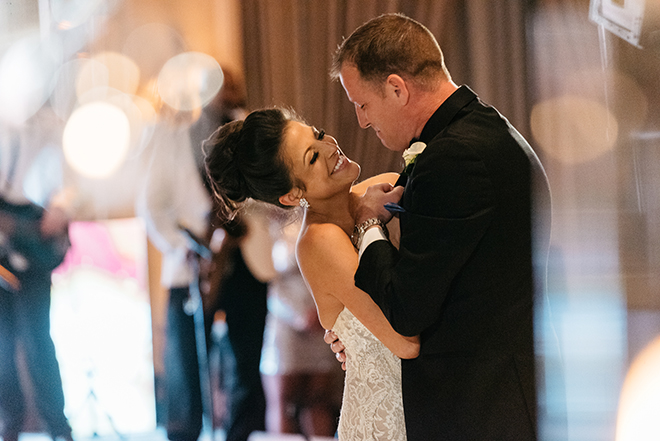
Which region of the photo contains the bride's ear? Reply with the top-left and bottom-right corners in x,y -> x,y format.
279,188 -> 302,207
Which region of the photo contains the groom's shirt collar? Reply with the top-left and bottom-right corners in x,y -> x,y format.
411,84 -> 477,146
397,85 -> 477,188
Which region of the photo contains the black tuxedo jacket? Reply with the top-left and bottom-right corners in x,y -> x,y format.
355,86 -> 551,441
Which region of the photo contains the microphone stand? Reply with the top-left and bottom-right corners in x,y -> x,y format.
180,226 -> 216,439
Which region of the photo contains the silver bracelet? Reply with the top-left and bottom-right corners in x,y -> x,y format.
351,218 -> 387,249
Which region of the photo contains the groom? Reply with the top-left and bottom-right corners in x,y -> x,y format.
327,13 -> 551,441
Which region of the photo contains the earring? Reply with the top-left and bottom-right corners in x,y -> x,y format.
299,197 -> 310,209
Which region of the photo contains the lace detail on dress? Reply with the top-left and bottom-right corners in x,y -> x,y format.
333,308 -> 406,440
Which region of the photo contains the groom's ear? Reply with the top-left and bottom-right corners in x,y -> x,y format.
279,188 -> 302,207
386,74 -> 409,103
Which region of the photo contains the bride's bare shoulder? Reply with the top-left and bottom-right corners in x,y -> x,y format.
297,222 -> 349,254
351,172 -> 400,196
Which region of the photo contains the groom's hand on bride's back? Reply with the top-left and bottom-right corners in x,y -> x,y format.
355,184 -> 404,225
324,329 -> 347,371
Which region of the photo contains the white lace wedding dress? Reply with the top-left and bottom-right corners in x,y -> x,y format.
332,307 -> 407,440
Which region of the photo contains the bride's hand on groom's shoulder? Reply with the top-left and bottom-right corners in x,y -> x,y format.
324,329 -> 347,371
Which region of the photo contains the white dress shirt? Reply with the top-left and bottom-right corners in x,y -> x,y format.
136,119 -> 212,289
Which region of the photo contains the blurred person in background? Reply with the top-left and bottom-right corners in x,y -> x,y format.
0,105 -> 74,441
260,216 -> 341,438
136,104 -> 212,441
201,202 -> 275,441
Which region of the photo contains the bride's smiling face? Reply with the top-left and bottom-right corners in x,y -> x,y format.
281,120 -> 360,203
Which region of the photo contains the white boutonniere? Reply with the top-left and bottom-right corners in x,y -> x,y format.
402,141 -> 427,170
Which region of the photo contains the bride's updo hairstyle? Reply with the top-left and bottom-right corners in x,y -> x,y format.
204,107 -> 301,221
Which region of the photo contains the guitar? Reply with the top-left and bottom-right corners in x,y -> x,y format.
0,198 -> 70,281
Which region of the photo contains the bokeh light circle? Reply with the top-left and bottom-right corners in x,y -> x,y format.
157,52 -> 223,112
75,87 -> 156,156
76,58 -> 110,100
0,34 -> 62,124
91,52 -> 141,96
530,95 -> 618,165
565,68 -> 648,132
616,336 -> 660,440
63,102 -> 130,179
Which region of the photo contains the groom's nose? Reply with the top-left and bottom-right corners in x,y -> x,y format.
355,106 -> 370,129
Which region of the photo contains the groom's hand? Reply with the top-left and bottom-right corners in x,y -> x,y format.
355,183 -> 404,225
324,329 -> 346,371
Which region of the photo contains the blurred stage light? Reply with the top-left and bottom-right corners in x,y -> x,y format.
63,101 -> 130,179
51,219 -> 156,436
74,85 -> 156,158
616,336 -> 660,440
157,52 -> 224,112
0,34 -> 62,124
530,95 -> 619,164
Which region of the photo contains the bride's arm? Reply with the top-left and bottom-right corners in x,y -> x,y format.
297,222 -> 419,359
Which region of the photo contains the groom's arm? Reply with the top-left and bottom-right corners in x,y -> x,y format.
357,226 -> 388,257
355,143 -> 495,338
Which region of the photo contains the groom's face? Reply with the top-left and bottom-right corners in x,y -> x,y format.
339,64 -> 409,152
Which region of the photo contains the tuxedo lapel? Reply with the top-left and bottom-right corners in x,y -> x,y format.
394,172 -> 408,188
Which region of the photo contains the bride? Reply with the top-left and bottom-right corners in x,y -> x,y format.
204,107 -> 419,440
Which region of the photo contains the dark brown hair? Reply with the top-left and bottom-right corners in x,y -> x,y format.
203,108 -> 301,221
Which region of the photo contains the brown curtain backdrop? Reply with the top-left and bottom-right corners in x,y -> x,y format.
240,0 -> 532,179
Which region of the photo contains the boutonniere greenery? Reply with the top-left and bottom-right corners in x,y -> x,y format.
402,141 -> 427,174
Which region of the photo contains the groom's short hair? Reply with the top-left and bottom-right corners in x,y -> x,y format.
330,13 -> 451,92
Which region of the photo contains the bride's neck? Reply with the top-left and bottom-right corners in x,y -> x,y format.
303,191 -> 359,238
